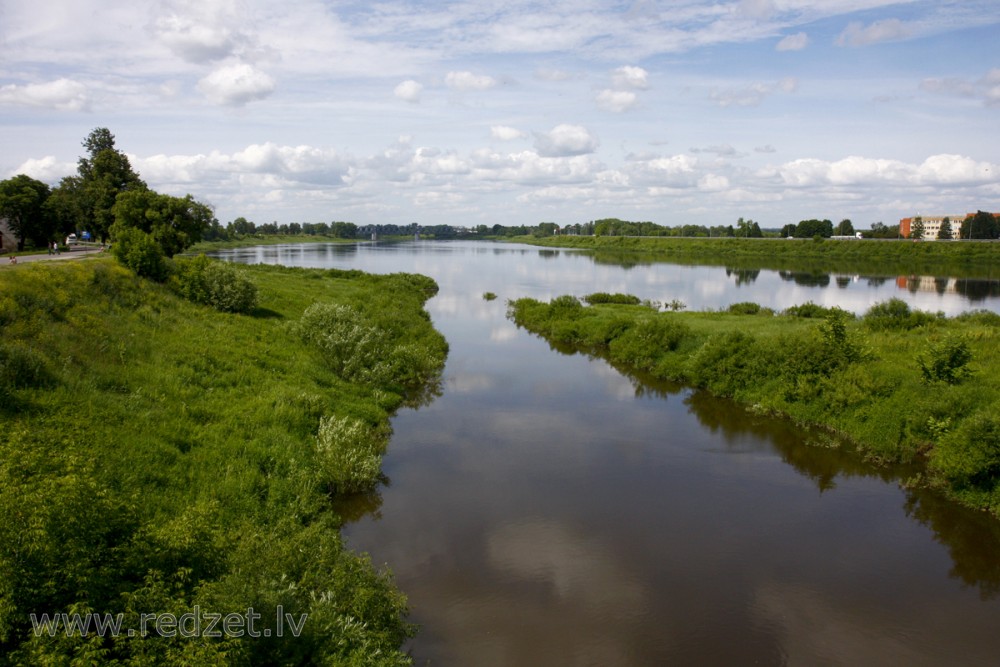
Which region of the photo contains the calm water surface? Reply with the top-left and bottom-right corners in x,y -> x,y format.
220,241 -> 1000,666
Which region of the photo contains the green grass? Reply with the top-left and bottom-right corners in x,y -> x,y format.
508,295 -> 1000,517
509,235 -> 1000,278
0,258 -> 447,664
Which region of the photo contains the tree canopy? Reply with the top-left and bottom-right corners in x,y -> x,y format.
0,174 -> 52,250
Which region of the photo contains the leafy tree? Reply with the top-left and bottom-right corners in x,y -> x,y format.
869,221 -> 899,239
795,219 -> 833,238
938,216 -> 953,240
330,221 -> 358,238
229,216 -> 256,235
75,128 -> 146,242
111,190 -> 213,257
111,226 -> 168,280
781,223 -> 797,238
959,210 -> 999,240
835,218 -> 854,236
910,216 -> 925,240
0,175 -> 51,249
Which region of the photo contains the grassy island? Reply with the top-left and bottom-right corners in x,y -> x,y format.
0,258 -> 447,664
508,294 -> 1000,518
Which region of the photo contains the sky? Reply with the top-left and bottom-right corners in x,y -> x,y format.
1,0 -> 998,230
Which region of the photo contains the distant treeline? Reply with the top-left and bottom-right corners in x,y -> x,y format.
206,213 -> 998,243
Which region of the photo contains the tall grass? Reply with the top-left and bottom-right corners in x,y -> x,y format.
0,258 -> 446,664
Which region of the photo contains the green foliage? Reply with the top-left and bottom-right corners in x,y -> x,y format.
0,174 -> 52,249
172,255 -> 259,314
727,301 -> 770,315
931,412 -> 1000,490
0,259 -> 442,663
111,189 -> 213,257
315,416 -> 388,494
864,298 -> 941,331
689,331 -> 764,396
608,316 -> 690,370
784,302 -> 845,318
111,227 -> 168,281
584,292 -> 642,305
482,292 -> 497,301
918,337 -> 974,384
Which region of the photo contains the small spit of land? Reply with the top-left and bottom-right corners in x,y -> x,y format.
0,258 -> 446,664
508,292 -> 1000,517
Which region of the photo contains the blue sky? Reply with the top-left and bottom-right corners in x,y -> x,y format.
1,0 -> 997,229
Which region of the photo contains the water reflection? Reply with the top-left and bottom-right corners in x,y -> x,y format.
216,240 -> 1000,665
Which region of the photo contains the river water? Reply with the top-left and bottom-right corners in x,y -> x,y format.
219,241 -> 1000,666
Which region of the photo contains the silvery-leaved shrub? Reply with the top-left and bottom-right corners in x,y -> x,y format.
293,302 -> 388,382
315,415 -> 386,493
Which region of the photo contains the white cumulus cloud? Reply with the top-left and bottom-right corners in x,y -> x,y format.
197,62 -> 275,106
596,89 -> 637,113
0,79 -> 90,111
394,80 -> 423,103
533,124 -> 599,157
445,71 -> 498,91
612,65 -> 649,90
491,125 -> 527,141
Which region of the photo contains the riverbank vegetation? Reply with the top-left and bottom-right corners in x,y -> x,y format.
508,294 -> 1000,517
0,258 -> 447,664
511,234 -> 1000,273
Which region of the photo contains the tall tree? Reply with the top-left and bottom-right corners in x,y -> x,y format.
73,128 -> 145,242
910,216 -> 925,240
960,210 -> 999,240
835,219 -> 854,235
0,174 -> 52,250
111,190 -> 213,257
938,217 -> 953,240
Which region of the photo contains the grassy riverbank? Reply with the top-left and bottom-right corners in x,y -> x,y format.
513,235 -> 1000,272
0,258 -> 447,664
508,295 -> 1000,517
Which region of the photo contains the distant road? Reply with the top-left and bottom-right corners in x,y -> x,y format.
1,247 -> 105,266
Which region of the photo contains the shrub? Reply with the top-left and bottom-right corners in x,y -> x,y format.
112,228 -> 168,281
931,412 -> 1000,490
918,337 -> 974,384
864,298 -> 940,331
172,256 -> 259,314
728,301 -> 762,315
549,294 -> 583,316
292,303 -> 387,384
315,415 -> 387,494
688,330 -> 763,396
608,316 -> 689,370
784,302 -> 848,319
583,292 -> 641,305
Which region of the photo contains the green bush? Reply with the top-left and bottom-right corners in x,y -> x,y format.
293,302 -> 388,384
315,415 -> 387,494
918,337 -> 974,384
864,298 -> 940,331
608,316 -> 690,370
784,302 -> 849,319
172,255 -> 259,314
688,330 -> 764,396
728,301 -> 767,315
584,292 -> 641,305
931,412 -> 1000,490
111,228 -> 168,281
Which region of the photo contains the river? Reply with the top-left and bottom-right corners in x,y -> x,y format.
218,240 -> 1000,666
